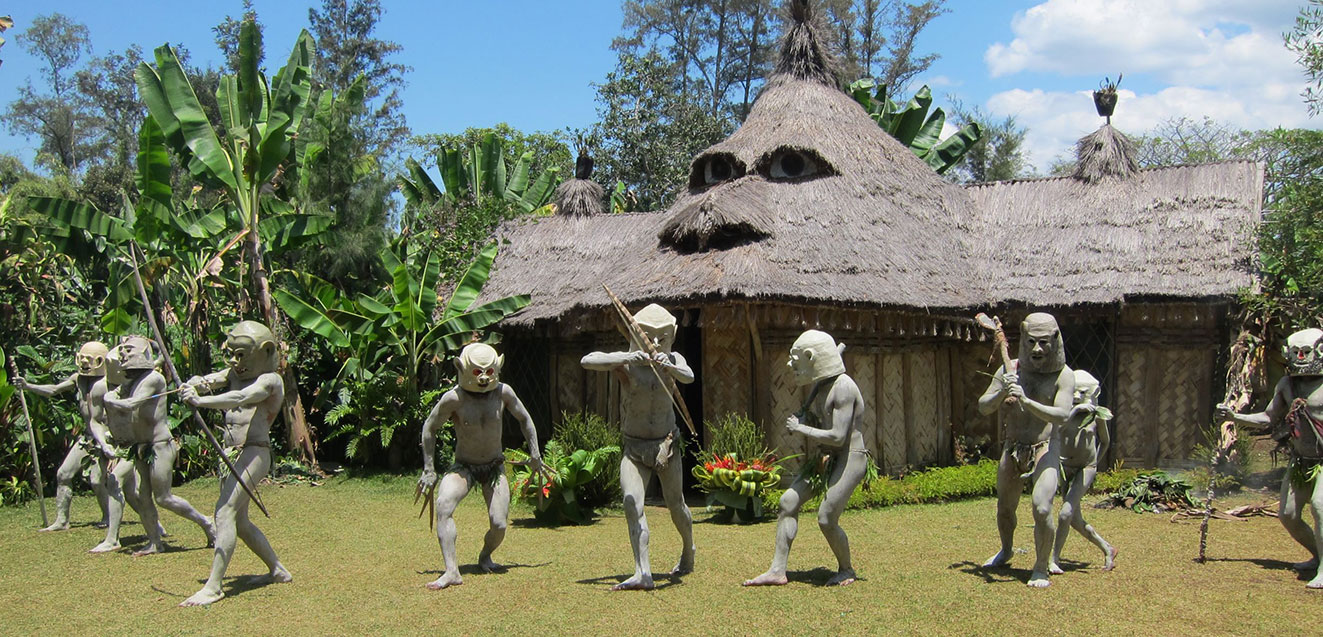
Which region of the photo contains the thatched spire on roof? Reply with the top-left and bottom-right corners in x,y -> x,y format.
1072,124 -> 1138,184
775,0 -> 840,87
554,138 -> 605,217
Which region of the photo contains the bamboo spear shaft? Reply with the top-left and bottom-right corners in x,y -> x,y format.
125,243 -> 269,517
8,356 -> 48,526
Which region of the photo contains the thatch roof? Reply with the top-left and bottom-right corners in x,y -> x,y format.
482,0 -> 984,325
967,160 -> 1263,306
477,2 -> 1263,328
1073,124 -> 1139,183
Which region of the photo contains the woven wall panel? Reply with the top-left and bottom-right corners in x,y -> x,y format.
847,352 -> 880,459
1157,348 -> 1213,462
555,353 -> 584,420
880,353 -> 906,472
1114,347 -> 1150,463
906,350 -> 939,466
765,346 -> 806,458
702,312 -> 751,428
956,343 -> 999,439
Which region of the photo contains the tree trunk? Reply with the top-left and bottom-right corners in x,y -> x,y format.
247,229 -> 319,466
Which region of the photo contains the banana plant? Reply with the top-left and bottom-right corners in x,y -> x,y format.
400,132 -> 558,214
135,19 -> 326,462
849,80 -> 983,175
274,239 -> 530,401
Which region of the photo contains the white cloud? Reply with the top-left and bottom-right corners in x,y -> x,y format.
982,0 -> 1313,172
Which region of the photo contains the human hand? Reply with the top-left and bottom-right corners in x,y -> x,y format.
185,375 -> 207,387
180,384 -> 200,406
785,415 -> 802,434
417,469 -> 438,492
1069,403 -> 1096,418
1214,403 -> 1235,422
626,350 -> 651,365
12,376 -> 26,390
1006,382 -> 1025,400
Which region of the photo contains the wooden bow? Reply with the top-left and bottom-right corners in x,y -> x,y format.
7,355 -> 49,526
602,285 -> 696,436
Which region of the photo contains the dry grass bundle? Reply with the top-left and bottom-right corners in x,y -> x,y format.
554,178 -> 604,217
1073,124 -> 1139,184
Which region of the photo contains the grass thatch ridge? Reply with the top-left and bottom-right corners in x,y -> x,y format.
554,178 -> 604,217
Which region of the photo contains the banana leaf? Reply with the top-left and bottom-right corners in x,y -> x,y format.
444,241 -> 499,317
272,286 -> 350,347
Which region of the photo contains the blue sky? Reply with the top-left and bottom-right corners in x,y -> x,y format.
2,1 -> 1315,173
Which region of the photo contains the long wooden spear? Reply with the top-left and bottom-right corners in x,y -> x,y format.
602,285 -> 697,436
7,355 -> 48,526
125,242 -> 269,517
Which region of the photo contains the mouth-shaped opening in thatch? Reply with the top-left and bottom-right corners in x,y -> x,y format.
659,181 -> 775,253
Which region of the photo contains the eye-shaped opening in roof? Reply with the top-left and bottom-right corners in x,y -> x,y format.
688,152 -> 747,190
755,146 -> 836,182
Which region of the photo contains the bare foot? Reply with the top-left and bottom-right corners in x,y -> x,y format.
88,540 -> 120,554
826,569 -> 857,586
1048,561 -> 1064,575
1293,557 -> 1320,572
266,564 -> 293,584
158,524 -> 169,538
425,571 -> 463,590
179,588 -> 224,607
1102,545 -> 1119,572
92,520 -> 109,529
478,553 -> 500,574
38,521 -> 69,532
742,571 -> 789,587
1027,570 -> 1051,588
671,551 -> 695,577
610,573 -> 654,591
983,550 -> 1011,568
132,543 -> 164,557
1307,575 -> 1323,590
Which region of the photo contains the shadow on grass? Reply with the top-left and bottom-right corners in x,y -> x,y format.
575,572 -> 684,590
152,573 -> 289,603
509,517 -> 604,529
1203,556 -> 1313,580
417,561 -> 550,577
950,560 -> 1035,585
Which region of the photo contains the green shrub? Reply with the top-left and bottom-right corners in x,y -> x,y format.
759,459 -> 1000,514
551,411 -> 621,507
1089,465 -> 1142,494
1100,471 -> 1197,513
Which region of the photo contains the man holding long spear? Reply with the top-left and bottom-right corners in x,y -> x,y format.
1217,327 -> 1323,589
11,341 -> 114,531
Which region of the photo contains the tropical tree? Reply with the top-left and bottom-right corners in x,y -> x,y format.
274,240 -> 529,466
134,19 -> 328,462
848,80 -> 981,174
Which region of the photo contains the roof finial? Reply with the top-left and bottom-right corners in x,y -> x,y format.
775,0 -> 839,87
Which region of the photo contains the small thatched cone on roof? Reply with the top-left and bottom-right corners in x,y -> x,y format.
1072,124 -> 1138,184
778,0 -> 840,87
554,146 -> 605,217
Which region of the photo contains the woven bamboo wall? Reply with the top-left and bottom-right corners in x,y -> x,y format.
1114,304 -> 1220,466
878,353 -> 906,472
765,344 -> 807,459
847,351 -> 879,462
701,306 -> 752,441
553,352 -> 585,419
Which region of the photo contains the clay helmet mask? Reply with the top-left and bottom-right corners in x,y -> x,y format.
1018,313 -> 1066,374
75,341 -> 109,377
632,304 -> 677,353
1284,328 -> 1323,377
788,330 -> 846,387
104,344 -> 127,385
225,321 -> 280,380
116,335 -> 157,371
1072,369 -> 1100,406
456,343 -> 503,393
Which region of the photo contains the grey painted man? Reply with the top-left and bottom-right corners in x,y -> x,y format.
101,335 -> 214,555
581,303 -> 695,591
744,330 -> 868,587
1218,327 -> 1323,589
978,312 -> 1074,588
13,341 -> 113,531
87,344 -> 161,554
1050,369 -> 1117,573
179,321 -> 292,606
417,342 -> 544,590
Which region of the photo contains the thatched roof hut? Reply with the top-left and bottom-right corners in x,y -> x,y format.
483,0 -> 1264,471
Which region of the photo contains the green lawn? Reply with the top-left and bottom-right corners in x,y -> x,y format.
0,474 -> 1317,636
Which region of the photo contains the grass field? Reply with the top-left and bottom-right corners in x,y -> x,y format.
0,473 -> 1317,636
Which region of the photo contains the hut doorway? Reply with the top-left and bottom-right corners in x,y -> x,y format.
674,316 -> 704,493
